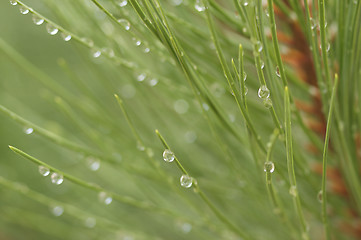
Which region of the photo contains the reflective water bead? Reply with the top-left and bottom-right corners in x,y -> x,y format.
86,156 -> 101,171
255,40 -> 263,52
144,47 -> 150,53
244,86 -> 248,95
46,24 -> 59,35
202,103 -> 210,111
51,172 -> 64,185
61,32 -> 72,41
9,0 -> 17,6
260,60 -> 265,69
137,73 -> 146,82
258,85 -> 270,99
180,175 -> 193,188
184,131 -> 197,143
82,38 -> 94,47
242,71 -> 247,81
38,165 -> 50,176
195,0 -> 205,12
148,78 -> 158,87
317,190 -> 323,203
181,222 -> 192,233
117,19 -> 130,31
117,0 -> 127,7
289,185 -> 297,197
98,191 -> 112,205
24,127 -> 33,134
263,97 -> 273,109
102,48 -> 115,58
263,161 -> 275,173
32,14 -> 44,25
174,99 -> 189,114
19,6 -> 29,14
92,49 -> 101,58
171,0 -> 183,6
132,38 -> 141,46
242,0 -> 249,6
275,66 -> 281,77
136,141 -> 145,151
326,42 -> 330,52
310,18 -> 317,30
146,148 -> 154,158
84,217 -> 96,228
163,149 -> 175,163
52,206 -> 64,216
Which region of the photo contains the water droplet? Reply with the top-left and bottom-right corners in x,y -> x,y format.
38,165 -> 50,176
82,38 -> 94,47
260,60 -> 265,69
19,6 -> 29,14
275,66 -> 281,77
195,0 -> 205,12
174,99 -> 189,114
51,172 -> 64,185
9,0 -> 17,6
146,148 -> 154,158
116,0 -> 127,7
121,84 -> 136,99
32,14 -> 44,25
92,49 -> 102,58
60,32 -> 72,41
180,175 -> 193,188
242,71 -> 247,81
46,24 -> 58,35
263,161 -> 275,173
244,86 -> 249,95
98,192 -> 112,205
163,149 -> 175,162
86,156 -> 101,171
202,103 -> 210,111
310,18 -> 317,30
326,42 -> 330,52
132,37 -> 141,46
263,98 -> 272,109
51,206 -> 64,216
102,48 -> 115,58
273,207 -> 281,214
265,8 -> 269,17
144,47 -> 150,53
136,73 -> 146,82
184,131 -> 197,143
289,185 -> 297,197
258,85 -> 270,99
84,217 -> 96,228
23,127 -> 34,134
317,190 -> 323,203
171,0 -> 183,6
148,78 -> 158,86
241,0 -> 249,6
180,222 -> 192,233
117,19 -> 130,31
136,141 -> 145,151
255,40 -> 263,52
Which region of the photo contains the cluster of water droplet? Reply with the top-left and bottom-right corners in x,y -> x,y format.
38,165 -> 64,185
10,1 -> 123,60
257,85 -> 273,109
